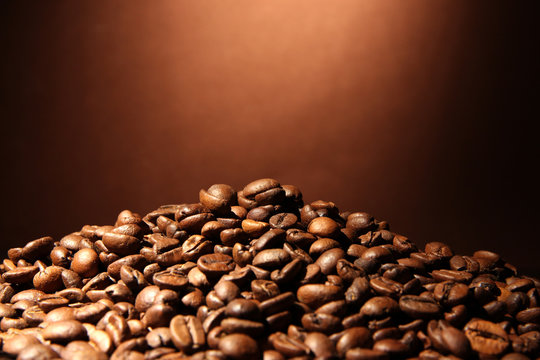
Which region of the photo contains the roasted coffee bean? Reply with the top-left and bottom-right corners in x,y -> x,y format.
516,307 -> 540,323
260,292 -> 296,315
107,254 -> 148,279
70,248 -> 99,278
308,217 -> 340,237
399,295 -> 441,319
269,213 -> 298,230
2,266 -> 39,284
105,313 -> 131,346
269,332 -> 310,357
345,277 -> 370,306
21,236 -> 55,261
221,317 -> 264,336
438,320 -> 471,358
247,205 -> 275,222
42,320 -> 87,343
63,340 -> 108,360
433,281 -> 469,306
218,333 -> 259,359
75,302 -> 109,323
252,249 -> 291,269
143,303 -> 176,328
372,338 -> 409,357
344,348 -> 388,360
334,327 -> 372,355
301,312 -> 341,334
102,232 -> 141,255
22,305 -> 45,326
197,253 -> 235,277
146,327 -> 173,348
464,318 -> 510,355
304,332 -> 336,357
286,229 -> 317,248
153,269 -> 189,290
0,303 -> 16,318
271,258 -> 304,284
1,179 -> 539,359
2,334 -> 41,355
297,284 -> 343,309
360,296 -> 399,319
316,248 -> 346,275
16,343 -> 58,360
33,265 -> 64,292
370,276 -> 403,298
169,315 -> 206,353
199,184 -> 236,212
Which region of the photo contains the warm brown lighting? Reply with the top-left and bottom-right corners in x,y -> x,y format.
0,1 -> 537,276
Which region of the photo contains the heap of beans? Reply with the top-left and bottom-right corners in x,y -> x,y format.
1,179 -> 539,360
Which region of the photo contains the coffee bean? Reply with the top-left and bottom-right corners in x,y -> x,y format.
304,332 -> 336,357
335,327 -> 371,355
316,300 -> 347,318
260,292 -> 295,315
199,184 -> 236,212
2,266 -> 39,284
153,269 -> 188,290
42,320 -> 87,343
464,319 -> 509,355
102,232 -> 141,256
308,217 -> 340,237
63,340 -> 108,360
197,253 -> 235,277
269,213 -> 298,230
399,295 -> 441,319
433,281 -> 469,306
263,350 -> 286,360
373,338 -> 409,357
224,299 -> 259,320
218,333 -> 259,359
221,317 -> 264,336
431,269 -> 473,283
252,249 -> 291,269
316,248 -> 345,275
169,315 -> 206,353
360,296 -> 399,319
438,320 -> 471,358
269,332 -> 310,357
370,276 -> 403,298
33,265 -> 64,292
1,180 -> 539,359
346,212 -> 374,234
296,285 -> 343,310
17,343 -> 58,360
345,348 -> 388,360
107,254 -> 147,280
516,307 -> 540,323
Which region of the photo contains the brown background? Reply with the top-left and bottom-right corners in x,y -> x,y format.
1,1 -> 538,276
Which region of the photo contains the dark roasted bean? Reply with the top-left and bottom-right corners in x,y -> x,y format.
0,179 -> 538,359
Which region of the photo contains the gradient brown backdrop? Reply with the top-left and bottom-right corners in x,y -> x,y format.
1,1 -> 538,276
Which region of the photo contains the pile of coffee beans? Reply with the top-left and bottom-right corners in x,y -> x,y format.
1,178 -> 539,360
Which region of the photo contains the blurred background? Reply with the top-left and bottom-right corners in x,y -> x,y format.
0,1 -> 538,276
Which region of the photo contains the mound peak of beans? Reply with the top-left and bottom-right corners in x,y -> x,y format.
1,179 -> 539,360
